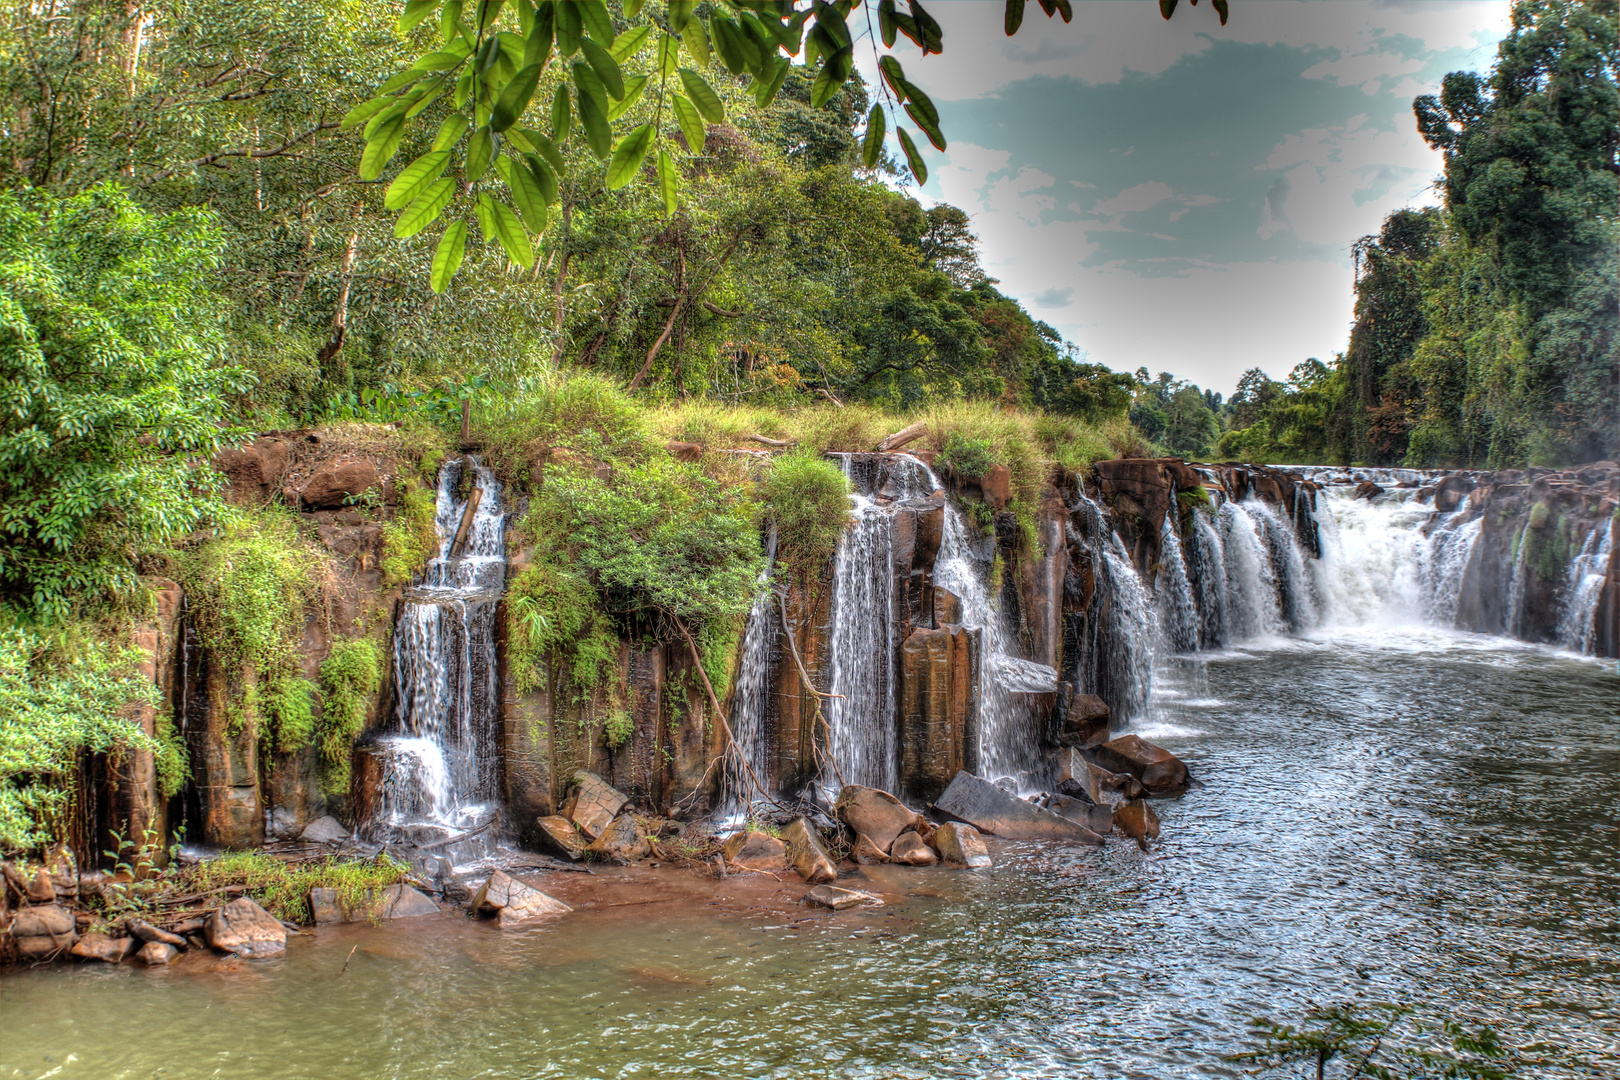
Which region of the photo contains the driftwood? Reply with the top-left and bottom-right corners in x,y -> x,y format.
875,421 -> 927,452
742,433 -> 795,448
449,485 -> 483,558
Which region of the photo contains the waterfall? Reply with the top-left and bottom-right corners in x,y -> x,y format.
1068,491 -> 1156,725
1218,502 -> 1286,640
1247,500 -> 1317,633
721,529 -> 778,820
1187,510 -> 1231,649
1155,515 -> 1200,654
372,457 -> 506,862
1503,524 -> 1532,639
1556,524 -> 1612,654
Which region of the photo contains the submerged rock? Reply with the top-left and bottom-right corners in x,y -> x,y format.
299,816 -> 349,844
835,786 -> 922,853
365,884 -> 440,920
11,904 -> 76,958
781,817 -> 837,884
564,772 -> 629,841
71,932 -> 134,963
534,815 -> 587,860
1092,735 -> 1190,796
723,830 -> 788,871
206,897 -> 287,958
936,771 -> 1104,843
803,885 -> 880,910
888,831 -> 938,866
472,870 -> 571,926
138,940 -> 178,965
1113,799 -> 1162,842
933,822 -> 992,869
586,813 -> 652,864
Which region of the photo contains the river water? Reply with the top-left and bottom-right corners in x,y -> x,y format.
4,627 -> 1614,1079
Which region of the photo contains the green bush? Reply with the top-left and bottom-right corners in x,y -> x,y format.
381,481 -> 439,587
175,510 -> 316,675
178,851 -> 409,924
937,432 -> 997,480
763,450 -> 850,574
505,559 -> 617,693
475,375 -> 649,491
264,674 -> 317,755
318,638 -> 382,796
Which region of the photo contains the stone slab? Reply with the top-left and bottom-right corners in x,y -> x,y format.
936,771 -> 1104,843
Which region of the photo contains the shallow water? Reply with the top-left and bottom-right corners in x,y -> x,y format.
4,630 -> 1615,1079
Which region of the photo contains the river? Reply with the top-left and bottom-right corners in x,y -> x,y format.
4,624 -> 1613,1079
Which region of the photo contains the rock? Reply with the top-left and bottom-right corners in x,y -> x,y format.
309,887 -> 342,926
71,932 -> 135,963
26,867 -> 55,904
722,830 -> 788,871
299,815 -> 349,844
780,817 -> 838,884
215,438 -> 289,503
1044,793 -> 1115,837
1058,694 -> 1112,748
835,785 -> 922,853
982,463 -> 1012,509
1091,735 -> 1190,796
851,834 -> 891,865
11,904 -> 76,958
138,940 -> 178,966
367,884 -> 440,920
564,771 -> 629,841
1354,480 -> 1385,501
300,461 -> 379,509
205,897 -> 288,958
935,771 -> 1104,843
1113,799 -> 1162,842
125,918 -> 186,947
666,440 -> 703,462
888,831 -> 938,866
471,869 -> 571,926
933,822 -> 992,869
803,885 -> 880,910
534,815 -> 587,860
586,813 -> 652,864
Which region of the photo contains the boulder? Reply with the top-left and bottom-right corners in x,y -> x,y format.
471,870 -> 571,926
205,897 -> 287,958
803,885 -> 880,911
300,461 -> 379,509
1058,695 -> 1112,748
215,438 -> 289,503
71,932 -> 135,963
888,831 -> 938,866
1354,480 -> 1385,501
933,822 -> 992,869
780,817 -> 838,884
125,917 -> 186,947
723,830 -> 789,871
982,464 -> 1012,510
138,940 -> 178,966
534,815 -> 587,860
1091,735 -> 1190,796
564,771 -> 629,841
309,887 -> 342,926
935,771 -> 1104,844
835,786 -> 921,852
11,904 -> 77,958
366,884 -> 440,920
299,815 -> 350,844
1113,799 -> 1161,842
850,834 -> 891,865
1044,794 -> 1114,837
586,813 -> 651,864
26,867 -> 55,904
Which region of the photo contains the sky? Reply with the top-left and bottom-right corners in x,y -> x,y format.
852,0 -> 1513,398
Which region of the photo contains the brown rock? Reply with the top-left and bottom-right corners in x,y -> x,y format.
888,831 -> 939,866
666,440 -> 703,462
1113,799 -> 1161,841
835,786 -> 922,853
780,817 -> 837,884
472,870 -> 572,926
535,815 -> 587,860
205,897 -> 287,958
723,830 -> 789,871
26,867 -> 55,904
215,438 -> 289,503
564,771 -> 629,841
803,885 -> 880,910
138,940 -> 178,966
851,833 -> 892,865
898,626 -> 977,804
71,932 -> 135,963
1092,734 -> 1190,795
300,461 -> 379,509
1354,480 -> 1385,501
365,884 -> 440,920
936,770 -> 1104,844
11,904 -> 77,957
1059,694 -> 1112,748
586,813 -> 652,864
982,463 -> 1012,509
125,918 -> 186,947
933,822 -> 992,868
309,887 -> 342,926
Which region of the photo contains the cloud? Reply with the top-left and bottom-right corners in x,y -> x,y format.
1033,287 -> 1075,308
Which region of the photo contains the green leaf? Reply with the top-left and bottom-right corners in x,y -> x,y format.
671,93 -> 705,154
897,126 -> 927,186
551,85 -> 572,141
657,149 -> 677,217
364,100 -> 406,139
1212,0 -> 1229,24
434,112 -> 472,150
526,152 -> 560,203
431,221 -> 468,293
710,16 -> 748,75
554,0 -> 581,55
899,78 -> 939,129
517,0 -> 535,36
808,4 -> 849,48
377,67 -> 423,95
385,149 -> 453,209
580,37 -> 624,100
475,192 -> 497,241
667,0 -> 696,34
399,0 -> 439,35
904,102 -> 945,150
415,49 -> 467,72
676,68 -> 724,123
522,128 -> 568,175
341,95 -> 395,132
440,0 -> 466,44
491,61 -> 543,130
455,66 -> 475,107
878,55 -> 907,101
489,199 -> 536,268
911,1 -> 944,54
1004,0 -> 1025,35
680,21 -> 710,68
1159,0 -> 1177,19
525,1 -> 555,66
476,0 -> 504,32
608,75 -> 649,120
810,46 -> 852,109
754,55 -> 789,108
624,0 -> 645,15
610,25 -> 652,62
861,104 -> 886,169
878,0 -> 899,47
394,178 -> 455,237
576,0 -> 613,44
573,62 -> 611,158
360,115 -> 407,181
497,155 -> 550,231
606,123 -> 653,190
656,33 -> 680,78
465,124 -> 495,181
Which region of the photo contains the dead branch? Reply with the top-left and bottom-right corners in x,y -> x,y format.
742,433 -> 795,448
817,388 -> 845,408
143,120 -> 339,184
875,421 -> 928,452
775,591 -> 847,790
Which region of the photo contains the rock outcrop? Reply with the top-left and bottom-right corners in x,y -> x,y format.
206,897 -> 287,958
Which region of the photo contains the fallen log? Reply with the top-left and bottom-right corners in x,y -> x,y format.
875,421 -> 927,452
742,433 -> 795,448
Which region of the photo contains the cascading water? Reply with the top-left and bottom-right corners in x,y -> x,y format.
1068,490 -> 1156,726
1155,515 -> 1200,655
720,529 -> 778,820
1217,501 -> 1286,641
372,457 -> 506,863
1556,523 -> 1613,653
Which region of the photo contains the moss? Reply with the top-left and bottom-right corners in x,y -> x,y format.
1527,500 -> 1550,530
1177,486 -> 1212,533
381,481 -> 439,587
153,707 -> 187,800
174,509 -> 317,675
697,611 -> 745,705
317,638 -> 382,796
602,708 -> 633,751
763,450 -> 850,575
264,674 -> 317,755
506,559 -> 611,693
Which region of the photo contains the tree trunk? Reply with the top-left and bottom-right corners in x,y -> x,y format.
315,213 -> 361,369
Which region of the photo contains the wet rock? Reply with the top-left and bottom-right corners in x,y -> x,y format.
781,817 -> 837,884
933,822 -> 992,869
138,940 -> 178,966
587,813 -> 652,864
206,897 -> 287,958
125,918 -> 186,948
1092,735 -> 1190,796
300,461 -> 379,509
472,869 -> 571,926
366,884 -> 440,920
534,815 -> 587,860
723,830 -> 789,871
309,887 -> 342,926
300,815 -> 349,844
803,885 -> 880,910
1058,694 -> 1112,748
1113,799 -> 1162,842
71,932 -> 135,963
835,785 -> 921,853
851,834 -> 891,865
982,464 -> 1012,510
936,770 -> 1104,843
1354,480 -> 1385,501
11,904 -> 76,957
26,867 -> 55,904
888,831 -> 939,866
564,771 -> 629,841
1043,793 -> 1114,837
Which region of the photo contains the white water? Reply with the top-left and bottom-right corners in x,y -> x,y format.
720,529 -> 778,820
1557,523 -> 1613,653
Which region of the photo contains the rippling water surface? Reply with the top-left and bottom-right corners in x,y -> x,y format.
4,630 -> 1615,1079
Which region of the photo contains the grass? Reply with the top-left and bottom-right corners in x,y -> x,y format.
381,480 -> 439,587
176,851 -> 411,924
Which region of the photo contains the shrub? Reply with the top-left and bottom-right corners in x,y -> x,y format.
178,851 -> 409,924
475,375 -> 648,490
937,433 -> 997,480
264,675 -> 317,755
174,509 -> 316,675
763,450 -> 850,574
381,481 -> 439,587
317,638 -> 382,795
505,559 -> 617,693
